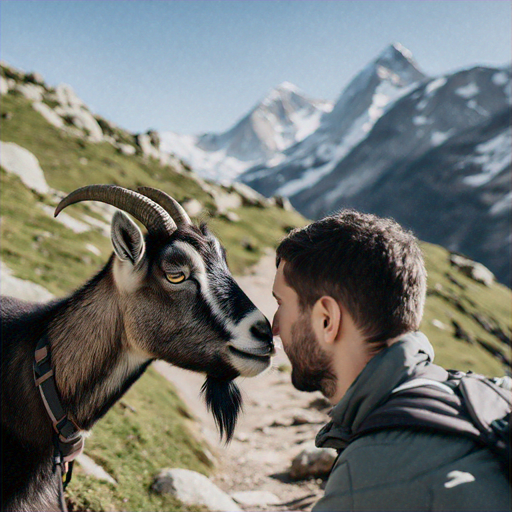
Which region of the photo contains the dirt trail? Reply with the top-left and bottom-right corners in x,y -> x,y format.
154,251 -> 330,511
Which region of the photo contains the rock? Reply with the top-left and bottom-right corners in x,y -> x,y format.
231,491 -> 280,507
1,75 -> 10,95
449,254 -> 495,287
220,211 -> 240,223
33,102 -> 65,129
0,141 -> 50,194
25,71 -> 45,85
135,132 -> 160,159
291,411 -> 324,425
272,195 -> 294,211
211,189 -> 242,214
0,261 -> 54,302
269,418 -> 293,427
52,84 -> 103,142
228,182 -> 270,208
116,143 -> 136,156
15,83 -> 44,102
85,244 -> 102,256
431,319 -> 448,330
152,468 -> 242,511
289,443 -> 337,480
75,453 -> 117,486
53,83 -> 86,110
147,130 -> 161,149
182,199 -> 204,218
39,204 -> 91,233
55,105 -> 104,142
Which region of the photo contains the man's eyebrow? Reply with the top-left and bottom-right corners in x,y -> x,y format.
272,291 -> 280,300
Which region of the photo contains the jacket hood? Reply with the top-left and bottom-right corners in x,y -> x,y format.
316,332 -> 447,450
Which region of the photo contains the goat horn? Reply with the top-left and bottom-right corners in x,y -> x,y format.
137,187 -> 192,227
55,185 -> 177,236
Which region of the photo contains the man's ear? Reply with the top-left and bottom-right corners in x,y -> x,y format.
111,211 -> 145,265
312,296 -> 342,346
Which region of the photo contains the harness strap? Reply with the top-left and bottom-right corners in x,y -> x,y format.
34,335 -> 85,512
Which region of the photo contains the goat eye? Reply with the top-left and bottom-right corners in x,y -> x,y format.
166,272 -> 186,284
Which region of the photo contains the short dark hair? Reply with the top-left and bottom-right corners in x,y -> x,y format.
276,210 -> 427,344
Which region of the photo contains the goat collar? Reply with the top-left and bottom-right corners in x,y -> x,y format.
33,335 -> 84,463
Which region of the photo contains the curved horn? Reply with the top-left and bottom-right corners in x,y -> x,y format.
55,185 -> 177,236
137,187 -> 192,227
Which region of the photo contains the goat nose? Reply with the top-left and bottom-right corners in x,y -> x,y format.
250,319 -> 272,341
250,320 -> 274,352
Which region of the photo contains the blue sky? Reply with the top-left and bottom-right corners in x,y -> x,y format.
1,1 -> 511,135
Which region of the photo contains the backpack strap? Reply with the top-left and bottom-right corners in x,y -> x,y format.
353,373 -> 511,478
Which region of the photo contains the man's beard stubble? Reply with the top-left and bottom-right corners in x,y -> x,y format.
288,314 -> 337,399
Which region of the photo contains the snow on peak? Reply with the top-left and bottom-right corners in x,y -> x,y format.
374,43 -> 425,84
275,81 -> 301,93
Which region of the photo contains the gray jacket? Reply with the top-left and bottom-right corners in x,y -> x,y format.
313,333 -> 510,512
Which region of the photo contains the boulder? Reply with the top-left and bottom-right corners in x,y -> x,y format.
182,199 -> 204,218
116,143 -> 136,156
289,442 -> 337,480
0,261 -> 54,302
55,105 -> 104,142
39,204 -> 91,234
272,195 -> 295,211
211,189 -> 242,214
449,254 -> 495,287
1,75 -> 10,95
231,490 -> 280,507
152,468 -> 241,511
220,211 -> 240,223
25,71 -> 45,85
228,182 -> 270,208
53,83 -> 86,110
0,141 -> 50,194
51,83 -> 103,142
33,102 -> 65,129
75,453 -> 117,486
135,133 -> 160,159
16,83 -> 44,102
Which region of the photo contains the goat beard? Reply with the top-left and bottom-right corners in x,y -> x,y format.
200,376 -> 242,443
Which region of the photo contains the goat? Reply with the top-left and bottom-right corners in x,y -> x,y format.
0,185 -> 274,512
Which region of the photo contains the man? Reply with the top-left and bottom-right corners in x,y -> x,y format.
271,210 -> 510,511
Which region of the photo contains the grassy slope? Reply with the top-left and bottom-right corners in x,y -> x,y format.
67,368 -> 210,512
1,83 -> 510,510
0,90 -> 304,511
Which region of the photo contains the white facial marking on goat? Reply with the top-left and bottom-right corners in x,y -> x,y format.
173,241 -> 236,331
113,257 -> 147,294
173,241 -> 271,376
229,309 -> 268,353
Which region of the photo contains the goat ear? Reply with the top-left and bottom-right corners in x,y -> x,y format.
111,211 -> 145,265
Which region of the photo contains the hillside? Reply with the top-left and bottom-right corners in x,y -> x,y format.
0,62 -> 511,511
241,50 -> 511,287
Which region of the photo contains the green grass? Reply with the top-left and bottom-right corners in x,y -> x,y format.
0,91 -> 305,281
66,368 -> 209,512
419,242 -> 511,376
1,68 -> 511,512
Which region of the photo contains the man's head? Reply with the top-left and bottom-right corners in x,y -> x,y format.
272,210 -> 427,401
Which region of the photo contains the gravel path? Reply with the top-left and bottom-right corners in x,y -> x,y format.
154,251 -> 330,511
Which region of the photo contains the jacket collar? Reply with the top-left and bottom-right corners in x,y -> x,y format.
316,332 -> 438,450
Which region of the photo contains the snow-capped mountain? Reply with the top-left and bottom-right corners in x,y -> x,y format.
241,51 -> 511,285
241,43 -> 427,197
160,82 -> 332,182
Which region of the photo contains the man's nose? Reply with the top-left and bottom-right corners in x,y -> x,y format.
272,315 -> 279,337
